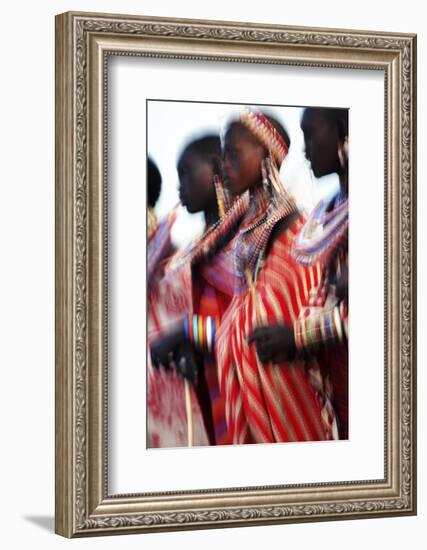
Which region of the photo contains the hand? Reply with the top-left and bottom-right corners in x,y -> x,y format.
174,341 -> 200,384
150,321 -> 185,370
335,265 -> 348,303
329,263 -> 348,303
247,324 -> 296,364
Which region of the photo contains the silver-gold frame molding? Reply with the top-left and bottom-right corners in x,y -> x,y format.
55,11 -> 417,538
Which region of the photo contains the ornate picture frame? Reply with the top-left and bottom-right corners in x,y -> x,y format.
55,11 -> 416,537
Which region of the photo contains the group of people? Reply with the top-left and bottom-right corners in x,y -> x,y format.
147,106 -> 349,448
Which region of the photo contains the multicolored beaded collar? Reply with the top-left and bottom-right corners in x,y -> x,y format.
167,190 -> 250,273
233,157 -> 297,290
291,191 -> 348,266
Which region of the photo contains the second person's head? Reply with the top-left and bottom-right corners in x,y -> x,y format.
223,111 -> 290,197
300,107 -> 348,179
177,134 -> 222,215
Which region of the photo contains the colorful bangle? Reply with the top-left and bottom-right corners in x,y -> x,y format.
185,314 -> 220,353
184,315 -> 190,341
340,301 -> 349,339
198,315 -> 204,351
294,319 -> 302,351
206,316 -> 212,353
193,314 -> 199,350
188,314 -> 194,345
333,306 -> 344,342
212,317 -> 217,351
319,314 -> 328,348
301,316 -> 309,350
304,316 -> 314,349
295,306 -> 346,354
324,312 -> 333,340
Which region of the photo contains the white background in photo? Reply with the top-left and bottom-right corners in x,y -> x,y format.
148,100 -> 339,248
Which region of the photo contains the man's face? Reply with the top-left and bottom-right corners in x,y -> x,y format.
223,124 -> 265,197
301,109 -> 340,179
177,150 -> 216,214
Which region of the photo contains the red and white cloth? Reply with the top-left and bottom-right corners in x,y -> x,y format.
215,218 -> 339,444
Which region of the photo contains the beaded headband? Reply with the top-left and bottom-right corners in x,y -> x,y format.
239,109 -> 289,166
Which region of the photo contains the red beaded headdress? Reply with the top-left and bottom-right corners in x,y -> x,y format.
239,109 -> 289,166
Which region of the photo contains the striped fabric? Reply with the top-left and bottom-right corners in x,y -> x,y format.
295,248 -> 349,439
216,218 -> 337,444
148,256 -> 210,448
196,282 -> 231,445
147,205 -> 179,286
147,202 -> 244,448
292,195 -> 349,440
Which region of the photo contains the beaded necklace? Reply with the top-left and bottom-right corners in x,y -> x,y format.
167,190 -> 250,273
233,157 -> 297,290
230,109 -> 295,290
291,190 -> 348,266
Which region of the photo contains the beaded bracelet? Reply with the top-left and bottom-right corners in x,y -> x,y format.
294,305 -> 347,354
184,315 -> 190,341
185,314 -> 219,353
192,315 -> 199,350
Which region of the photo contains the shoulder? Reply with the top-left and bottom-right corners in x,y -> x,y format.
266,211 -> 303,256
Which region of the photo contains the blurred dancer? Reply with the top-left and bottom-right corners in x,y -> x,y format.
147,156 -> 162,240
149,135 -> 248,446
147,157 -> 178,285
294,107 -> 349,438
249,107 -> 349,439
215,110 -> 337,444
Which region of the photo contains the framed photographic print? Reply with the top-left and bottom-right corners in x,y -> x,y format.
55,11 -> 417,537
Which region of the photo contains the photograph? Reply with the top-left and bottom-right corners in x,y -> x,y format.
54,10 -> 416,537
147,100 -> 349,449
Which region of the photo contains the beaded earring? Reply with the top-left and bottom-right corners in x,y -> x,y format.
147,207 -> 158,241
261,158 -> 271,196
213,174 -> 232,218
